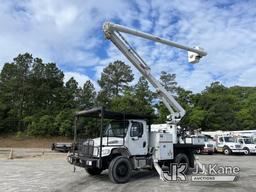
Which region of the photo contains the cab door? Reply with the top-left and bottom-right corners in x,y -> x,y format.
217,136 -> 224,152
126,120 -> 148,155
238,138 -> 244,147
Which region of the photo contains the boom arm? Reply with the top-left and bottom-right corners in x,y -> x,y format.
103,22 -> 207,124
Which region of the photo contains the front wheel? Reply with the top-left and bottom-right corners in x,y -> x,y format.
243,148 -> 250,155
108,156 -> 132,184
85,167 -> 102,175
223,147 -> 231,155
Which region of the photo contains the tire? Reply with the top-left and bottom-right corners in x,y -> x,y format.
223,147 -> 231,155
85,167 -> 102,175
243,148 -> 250,155
173,153 -> 189,174
108,156 -> 132,184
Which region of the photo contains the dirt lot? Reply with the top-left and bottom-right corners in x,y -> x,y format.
0,150 -> 256,192
0,136 -> 72,148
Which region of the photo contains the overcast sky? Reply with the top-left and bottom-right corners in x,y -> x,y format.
0,0 -> 256,92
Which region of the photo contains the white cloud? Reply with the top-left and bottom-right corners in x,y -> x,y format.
1,0 -> 256,93
237,67 -> 256,87
64,71 -> 99,90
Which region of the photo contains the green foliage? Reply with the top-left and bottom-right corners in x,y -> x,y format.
98,60 -> 134,97
24,115 -> 56,136
182,107 -> 206,129
54,110 -> 74,137
110,76 -> 154,116
184,82 -> 256,131
79,80 -> 96,109
155,71 -> 179,123
160,71 -> 177,93
1,53 -> 256,138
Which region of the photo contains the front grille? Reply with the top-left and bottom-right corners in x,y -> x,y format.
77,139 -> 94,157
235,145 -> 241,149
207,144 -> 213,147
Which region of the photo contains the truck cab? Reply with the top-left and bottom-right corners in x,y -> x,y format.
236,137 -> 256,155
216,135 -> 244,155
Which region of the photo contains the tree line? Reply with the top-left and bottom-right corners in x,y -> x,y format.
0,53 -> 255,137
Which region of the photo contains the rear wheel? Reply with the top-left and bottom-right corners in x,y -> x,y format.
85,167 -> 102,175
108,156 -> 132,184
173,153 -> 189,174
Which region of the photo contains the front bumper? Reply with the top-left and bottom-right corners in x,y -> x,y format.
67,154 -> 100,168
230,149 -> 245,153
249,149 -> 256,153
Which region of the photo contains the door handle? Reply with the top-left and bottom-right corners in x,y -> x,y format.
143,141 -> 146,148
132,137 -> 139,141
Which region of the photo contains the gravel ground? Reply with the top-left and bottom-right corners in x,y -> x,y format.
0,152 -> 255,192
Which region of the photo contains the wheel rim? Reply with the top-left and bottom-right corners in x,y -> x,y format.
244,150 -> 249,155
116,163 -> 128,177
224,149 -> 229,154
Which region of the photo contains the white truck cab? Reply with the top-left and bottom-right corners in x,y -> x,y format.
216,135 -> 245,155
236,137 -> 256,155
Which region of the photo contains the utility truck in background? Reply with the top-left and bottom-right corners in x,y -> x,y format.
236,137 -> 256,155
215,134 -> 245,155
67,22 -> 207,183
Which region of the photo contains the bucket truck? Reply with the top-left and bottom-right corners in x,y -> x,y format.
67,22 -> 207,183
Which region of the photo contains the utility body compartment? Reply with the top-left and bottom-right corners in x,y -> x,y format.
149,132 -> 173,160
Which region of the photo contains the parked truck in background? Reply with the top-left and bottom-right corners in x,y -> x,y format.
215,135 -> 245,155
236,137 -> 256,155
192,135 -> 215,155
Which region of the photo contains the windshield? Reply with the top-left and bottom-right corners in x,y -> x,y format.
104,121 -> 129,138
244,138 -> 253,144
224,137 -> 235,142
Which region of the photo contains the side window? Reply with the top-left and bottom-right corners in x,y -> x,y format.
219,137 -> 223,142
238,139 -> 243,144
130,122 -> 143,137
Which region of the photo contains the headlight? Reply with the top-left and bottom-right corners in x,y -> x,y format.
93,147 -> 99,156
230,145 -> 234,148
101,149 -> 111,156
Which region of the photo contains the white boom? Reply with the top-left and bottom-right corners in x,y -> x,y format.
103,22 -> 207,124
